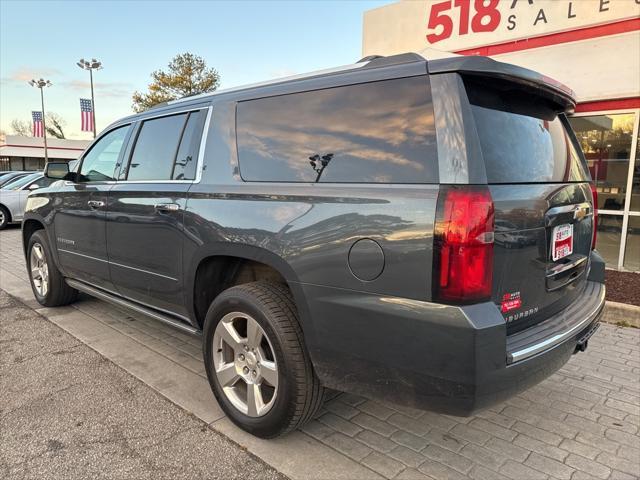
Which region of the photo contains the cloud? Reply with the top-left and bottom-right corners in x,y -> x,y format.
58,79 -> 134,99
2,66 -> 62,84
0,67 -> 134,99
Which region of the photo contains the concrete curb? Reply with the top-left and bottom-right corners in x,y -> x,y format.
602,300 -> 640,328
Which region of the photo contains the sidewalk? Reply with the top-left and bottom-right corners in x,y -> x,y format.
1,226 -> 639,480
0,291 -> 285,480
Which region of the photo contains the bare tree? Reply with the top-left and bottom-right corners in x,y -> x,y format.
10,113 -> 66,138
10,119 -> 32,136
45,112 -> 66,139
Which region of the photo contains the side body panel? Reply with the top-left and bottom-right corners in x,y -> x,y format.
51,181 -> 115,291
183,68 -> 439,388
107,182 -> 191,317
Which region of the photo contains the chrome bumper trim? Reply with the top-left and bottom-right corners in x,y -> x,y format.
507,286 -> 605,364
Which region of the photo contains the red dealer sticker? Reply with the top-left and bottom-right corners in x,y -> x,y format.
501,292 -> 522,313
552,224 -> 574,261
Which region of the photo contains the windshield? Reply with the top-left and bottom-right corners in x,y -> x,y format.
1,173 -> 40,191
464,77 -> 590,184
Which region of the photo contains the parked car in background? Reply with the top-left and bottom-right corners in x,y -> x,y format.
0,171 -> 31,188
22,53 -> 605,438
0,173 -> 52,229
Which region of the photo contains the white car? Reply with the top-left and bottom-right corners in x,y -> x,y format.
0,173 -> 53,230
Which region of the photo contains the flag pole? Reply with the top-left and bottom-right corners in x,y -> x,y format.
29,78 -> 51,164
89,68 -> 96,138
40,86 -> 49,163
77,58 -> 102,138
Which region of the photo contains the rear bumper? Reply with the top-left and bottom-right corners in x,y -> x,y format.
295,280 -> 605,416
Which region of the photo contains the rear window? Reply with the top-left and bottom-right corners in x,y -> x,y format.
236,76 -> 438,183
464,78 -> 589,184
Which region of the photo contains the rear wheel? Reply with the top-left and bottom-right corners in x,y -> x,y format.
203,281 -> 324,438
27,230 -> 78,307
0,205 -> 10,230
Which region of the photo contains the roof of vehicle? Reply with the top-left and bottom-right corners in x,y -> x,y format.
112,51 -> 575,127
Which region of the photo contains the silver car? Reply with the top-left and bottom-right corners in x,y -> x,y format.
0,173 -> 53,230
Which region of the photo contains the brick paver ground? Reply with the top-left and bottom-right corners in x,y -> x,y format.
1,227 -> 639,480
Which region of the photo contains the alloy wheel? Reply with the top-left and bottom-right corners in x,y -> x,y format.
212,312 -> 279,417
30,243 -> 49,297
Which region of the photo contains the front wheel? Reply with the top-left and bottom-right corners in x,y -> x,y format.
27,230 -> 78,307
203,281 -> 324,438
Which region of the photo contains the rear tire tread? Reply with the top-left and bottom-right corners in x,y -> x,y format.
208,281 -> 324,437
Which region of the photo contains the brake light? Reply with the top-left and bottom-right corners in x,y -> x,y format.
590,183 -> 598,250
433,186 -> 494,304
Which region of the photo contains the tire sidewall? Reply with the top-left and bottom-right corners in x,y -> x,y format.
27,231 -> 55,305
203,288 -> 297,438
0,206 -> 9,230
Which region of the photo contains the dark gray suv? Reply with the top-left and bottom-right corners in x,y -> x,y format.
23,53 -> 605,438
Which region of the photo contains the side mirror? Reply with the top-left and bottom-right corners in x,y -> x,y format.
45,162 -> 70,180
28,183 -> 40,190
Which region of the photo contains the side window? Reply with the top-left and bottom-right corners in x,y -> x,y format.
28,176 -> 54,189
173,110 -> 206,180
79,126 -> 129,182
127,113 -> 187,181
236,76 -> 438,183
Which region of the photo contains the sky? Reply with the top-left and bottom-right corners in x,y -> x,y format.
0,0 -> 390,139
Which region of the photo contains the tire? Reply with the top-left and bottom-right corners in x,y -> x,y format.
27,230 -> 78,307
0,205 -> 10,230
203,281 -> 324,438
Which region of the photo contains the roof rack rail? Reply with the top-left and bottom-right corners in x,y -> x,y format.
361,52 -> 425,69
358,55 -> 384,63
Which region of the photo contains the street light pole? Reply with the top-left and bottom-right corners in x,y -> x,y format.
28,78 -> 52,163
77,58 -> 102,138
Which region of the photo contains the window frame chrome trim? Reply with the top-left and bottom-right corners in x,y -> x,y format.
70,105 -> 213,186
117,105 -> 213,184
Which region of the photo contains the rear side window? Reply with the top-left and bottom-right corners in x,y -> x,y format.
464,77 -> 589,184
127,110 -> 206,181
127,114 -> 187,181
173,110 -> 206,180
237,76 -> 437,183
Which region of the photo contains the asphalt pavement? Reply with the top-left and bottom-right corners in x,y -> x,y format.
0,290 -> 287,480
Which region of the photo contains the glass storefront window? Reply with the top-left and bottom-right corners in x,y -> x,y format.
569,113 -> 635,212
624,216 -> 640,271
632,129 -> 640,212
596,214 -> 623,268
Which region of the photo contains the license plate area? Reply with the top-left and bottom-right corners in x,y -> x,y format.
551,224 -> 573,261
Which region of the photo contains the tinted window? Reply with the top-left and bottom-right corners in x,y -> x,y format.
173,110 -> 206,180
28,175 -> 54,189
79,126 -> 129,182
2,173 -> 40,190
464,78 -> 589,184
237,76 -> 437,183
127,114 -> 187,181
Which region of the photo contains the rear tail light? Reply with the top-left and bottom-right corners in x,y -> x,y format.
590,183 -> 598,250
433,186 -> 494,304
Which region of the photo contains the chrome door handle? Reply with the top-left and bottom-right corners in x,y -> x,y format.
154,203 -> 180,213
87,200 -> 105,209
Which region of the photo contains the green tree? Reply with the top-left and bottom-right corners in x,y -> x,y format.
132,53 -> 220,112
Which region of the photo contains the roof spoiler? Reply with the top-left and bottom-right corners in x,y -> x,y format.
427,55 -> 576,113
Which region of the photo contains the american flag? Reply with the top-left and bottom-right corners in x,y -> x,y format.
32,111 -> 44,137
80,98 -> 94,132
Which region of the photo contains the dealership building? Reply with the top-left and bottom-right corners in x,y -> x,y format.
363,0 -> 640,271
0,134 -> 89,171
